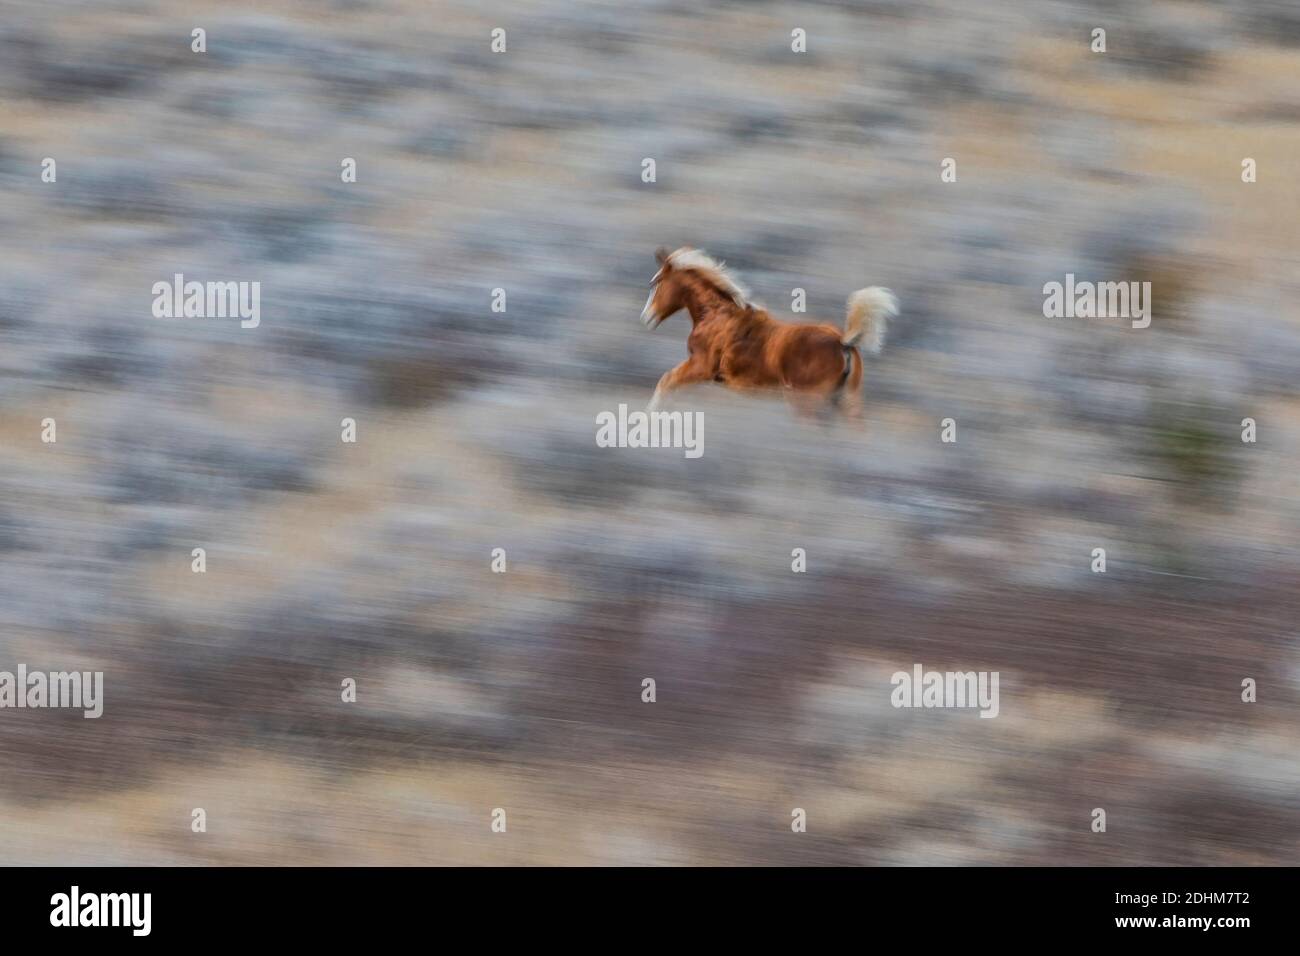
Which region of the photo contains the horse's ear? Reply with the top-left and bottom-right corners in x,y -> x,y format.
655,247 -> 671,266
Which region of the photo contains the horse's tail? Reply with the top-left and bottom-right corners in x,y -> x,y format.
842,287 -> 898,355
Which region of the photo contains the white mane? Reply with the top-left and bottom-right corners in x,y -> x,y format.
667,248 -> 751,307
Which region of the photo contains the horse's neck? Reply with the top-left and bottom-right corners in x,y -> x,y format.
684,282 -> 741,327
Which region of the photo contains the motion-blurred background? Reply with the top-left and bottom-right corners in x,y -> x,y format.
1,0 -> 1298,864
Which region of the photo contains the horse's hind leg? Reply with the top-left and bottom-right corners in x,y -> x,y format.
784,387 -> 830,421
836,347 -> 866,421
836,386 -> 865,422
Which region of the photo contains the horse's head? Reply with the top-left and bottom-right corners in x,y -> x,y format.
641,246 -> 689,329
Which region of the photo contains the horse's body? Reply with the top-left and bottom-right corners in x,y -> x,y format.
640,247 -> 897,418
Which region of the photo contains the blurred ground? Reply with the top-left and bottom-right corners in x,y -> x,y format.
0,0 -> 1298,864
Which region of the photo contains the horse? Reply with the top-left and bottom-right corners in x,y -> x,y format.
640,247 -> 897,419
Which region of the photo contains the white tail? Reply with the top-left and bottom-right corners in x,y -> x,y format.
842,286 -> 898,355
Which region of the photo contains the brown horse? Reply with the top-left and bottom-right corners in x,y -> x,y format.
641,247 -> 897,418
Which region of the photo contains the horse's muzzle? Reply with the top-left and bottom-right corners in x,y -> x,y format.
640,290 -> 659,328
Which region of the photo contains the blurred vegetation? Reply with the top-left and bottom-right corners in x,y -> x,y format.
1147,400 -> 1243,508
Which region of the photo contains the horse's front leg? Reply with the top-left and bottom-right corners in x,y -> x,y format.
648,358 -> 713,411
